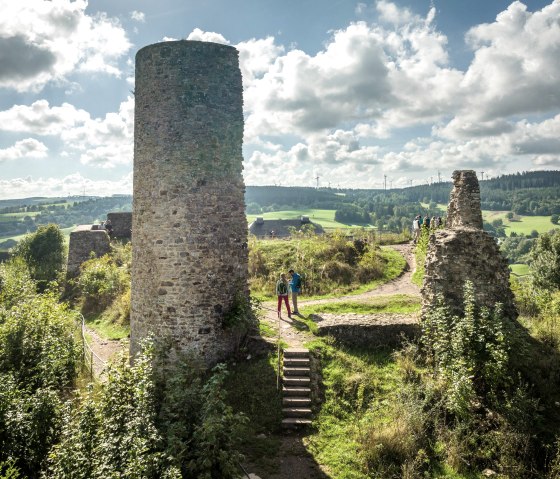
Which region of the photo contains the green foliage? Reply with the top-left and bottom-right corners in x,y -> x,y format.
412,227 -> 430,286
530,230 -> 560,291
11,224 -> 66,289
47,345 -> 247,479
0,258 -> 36,309
422,282 -> 511,418
249,233 -> 401,297
77,254 -> 128,312
0,259 -> 79,478
0,288 -> 79,392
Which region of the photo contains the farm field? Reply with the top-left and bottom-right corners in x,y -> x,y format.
0,225 -> 75,251
482,210 -> 559,236
510,263 -> 530,276
247,208 -> 373,230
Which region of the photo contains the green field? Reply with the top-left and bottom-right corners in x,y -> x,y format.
482,210 -> 559,236
510,263 -> 530,276
0,225 -> 76,251
247,208 -> 373,230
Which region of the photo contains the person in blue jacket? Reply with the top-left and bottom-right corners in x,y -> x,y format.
288,269 -> 302,315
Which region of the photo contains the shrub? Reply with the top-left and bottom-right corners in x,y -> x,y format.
78,255 -> 128,312
12,224 -> 66,290
47,345 -> 247,479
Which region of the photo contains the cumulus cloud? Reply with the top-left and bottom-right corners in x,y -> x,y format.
0,172 -> 133,200
0,96 -> 134,168
0,100 -> 90,135
458,1 -> 560,122
0,138 -> 48,162
130,10 -> 145,22
186,28 -> 229,45
0,0 -> 132,92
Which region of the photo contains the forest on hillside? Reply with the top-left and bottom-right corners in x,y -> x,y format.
1,171 -> 559,244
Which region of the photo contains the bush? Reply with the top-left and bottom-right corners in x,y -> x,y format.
47,345 -> 247,479
12,224 -> 66,290
77,254 -> 128,313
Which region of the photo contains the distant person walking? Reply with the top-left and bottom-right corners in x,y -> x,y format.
412,215 -> 420,243
276,273 -> 291,319
289,269 -> 302,315
423,215 -> 430,229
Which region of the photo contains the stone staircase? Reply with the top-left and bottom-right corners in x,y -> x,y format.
282,348 -> 312,429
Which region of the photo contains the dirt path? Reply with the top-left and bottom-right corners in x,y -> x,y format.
83,326 -> 126,376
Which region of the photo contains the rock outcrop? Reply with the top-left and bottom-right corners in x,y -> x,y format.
421,170 -> 517,319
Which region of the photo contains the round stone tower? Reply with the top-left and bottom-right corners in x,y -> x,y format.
131,40 -> 248,365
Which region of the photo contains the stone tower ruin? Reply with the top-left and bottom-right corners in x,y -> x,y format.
422,170 -> 517,319
131,40 -> 248,365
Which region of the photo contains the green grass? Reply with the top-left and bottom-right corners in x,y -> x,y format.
306,341 -> 402,478
510,263 -> 530,276
482,210 -> 560,236
301,294 -> 421,316
85,313 -> 129,340
247,208 -> 373,230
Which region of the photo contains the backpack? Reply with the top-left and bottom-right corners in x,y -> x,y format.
277,280 -> 288,295
294,276 -> 302,290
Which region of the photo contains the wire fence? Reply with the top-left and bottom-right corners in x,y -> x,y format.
79,314 -> 106,379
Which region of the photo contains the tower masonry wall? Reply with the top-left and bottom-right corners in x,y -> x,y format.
131,40 -> 248,365
421,170 -> 517,319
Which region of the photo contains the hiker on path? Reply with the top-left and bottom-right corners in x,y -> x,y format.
423,215 -> 430,229
276,273 -> 291,319
289,269 -> 302,315
412,215 -> 420,243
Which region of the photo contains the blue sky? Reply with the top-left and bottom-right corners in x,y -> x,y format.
0,0 -> 558,198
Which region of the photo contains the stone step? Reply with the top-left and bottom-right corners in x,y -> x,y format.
283,397 -> 311,406
283,376 -> 310,386
282,418 -> 312,429
283,407 -> 312,418
283,366 -> 310,376
283,357 -> 310,367
283,386 -> 311,397
283,348 -> 310,358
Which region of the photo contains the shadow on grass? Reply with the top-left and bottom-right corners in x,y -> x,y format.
224,336 -> 330,478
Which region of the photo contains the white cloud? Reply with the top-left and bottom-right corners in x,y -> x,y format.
0,138 -> 48,162
186,28 -> 229,45
0,172 -> 133,200
0,0 -> 132,92
130,10 -> 145,23
0,100 -> 90,135
0,97 -> 134,168
460,1 -> 560,121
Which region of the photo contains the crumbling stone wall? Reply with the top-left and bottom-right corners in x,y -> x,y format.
422,170 -> 517,319
131,40 -> 248,366
106,212 -> 132,239
67,225 -> 111,277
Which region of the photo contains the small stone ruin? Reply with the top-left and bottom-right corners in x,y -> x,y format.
66,224 -> 111,277
421,170 -> 517,319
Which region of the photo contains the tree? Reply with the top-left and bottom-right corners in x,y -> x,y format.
551,214 -> 559,225
506,212 -> 515,221
12,224 -> 66,289
530,230 -> 560,291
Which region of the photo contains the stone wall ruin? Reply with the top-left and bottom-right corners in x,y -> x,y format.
66,225 -> 111,277
131,40 -> 248,365
421,170 -> 517,320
